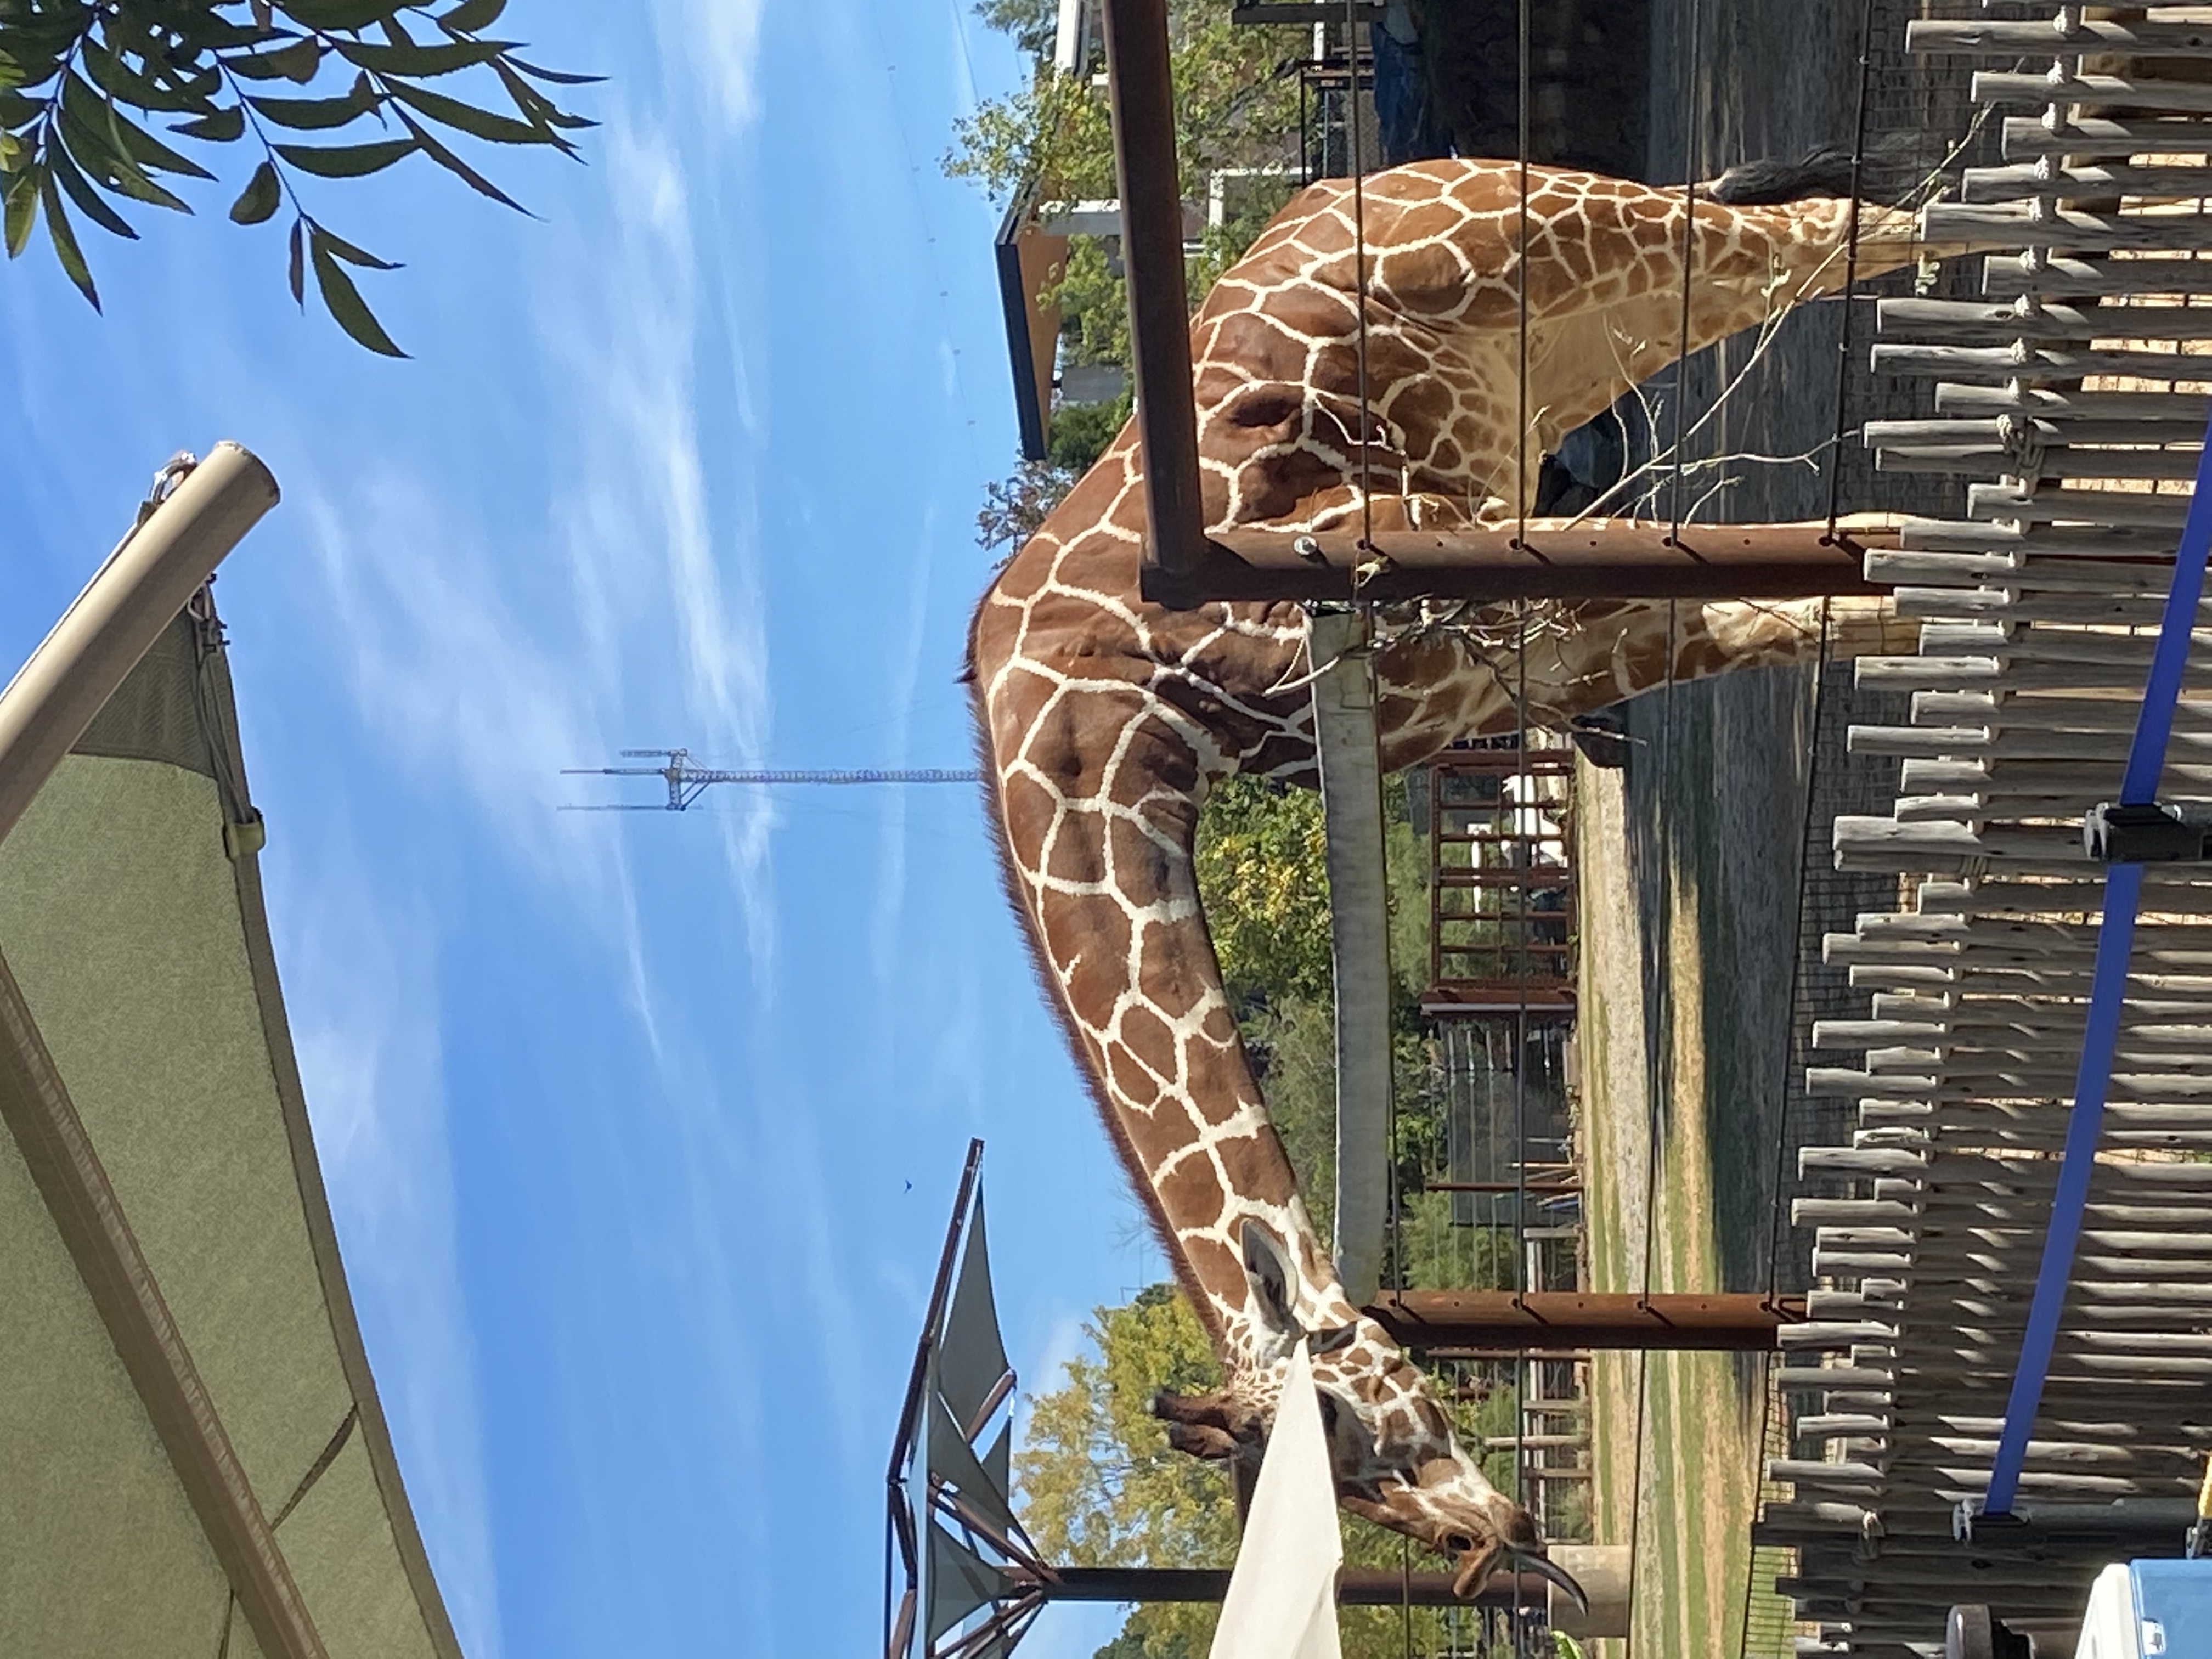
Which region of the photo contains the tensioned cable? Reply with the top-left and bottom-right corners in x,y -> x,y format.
1511,6 -> 1535,1648
1346,0 -> 1374,591
1821,0 -> 1882,539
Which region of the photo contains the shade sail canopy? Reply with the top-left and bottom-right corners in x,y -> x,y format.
0,596 -> 464,1659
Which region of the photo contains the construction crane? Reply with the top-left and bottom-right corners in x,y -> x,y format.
560,749 -> 984,811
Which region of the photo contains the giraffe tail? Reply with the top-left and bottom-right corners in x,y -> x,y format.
1701,133 -> 1934,210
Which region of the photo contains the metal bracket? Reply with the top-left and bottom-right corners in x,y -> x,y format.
2082,800 -> 2212,862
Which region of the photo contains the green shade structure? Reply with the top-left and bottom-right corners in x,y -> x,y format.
0,461 -> 465,1659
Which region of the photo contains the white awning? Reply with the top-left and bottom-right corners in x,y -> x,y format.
1207,1340 -> 1342,1659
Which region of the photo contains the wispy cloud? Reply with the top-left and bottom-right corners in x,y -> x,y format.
534,110 -> 780,985
292,475 -> 668,1060
667,0 -> 769,131
281,860 -> 500,1658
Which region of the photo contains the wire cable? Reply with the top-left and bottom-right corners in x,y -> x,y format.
1821,0 -> 1882,539
1626,11 -> 1701,1654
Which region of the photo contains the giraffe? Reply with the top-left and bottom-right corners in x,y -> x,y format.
968,157 -> 1949,1597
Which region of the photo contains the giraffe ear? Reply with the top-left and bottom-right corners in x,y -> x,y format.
1238,1218 -> 1301,1339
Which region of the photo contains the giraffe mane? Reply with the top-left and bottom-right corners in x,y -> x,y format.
961,602 -> 1230,1345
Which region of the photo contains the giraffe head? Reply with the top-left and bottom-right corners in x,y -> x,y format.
1158,1221 -> 1588,1610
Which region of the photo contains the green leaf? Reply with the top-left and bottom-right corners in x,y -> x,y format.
281,0 -> 408,28
0,88 -> 42,128
437,0 -> 507,33
64,73 -> 215,179
286,214 -> 304,303
308,225 -> 405,355
490,62 -> 593,134
270,38 -> 321,84
332,37 -> 513,77
4,169 -> 38,258
247,91 -> 371,131
506,57 -> 606,87
313,225 -> 400,268
39,171 -> 98,308
47,141 -> 138,239
221,47 -> 308,82
170,13 -> 273,52
170,105 -> 246,142
394,110 -> 524,211
387,78 -> 555,146
81,38 -> 208,114
229,159 -> 281,223
272,137 -> 416,177
55,99 -> 190,212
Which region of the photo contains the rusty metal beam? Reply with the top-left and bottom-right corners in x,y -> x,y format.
1017,1566 -> 1547,1607
1176,518 -> 1898,606
1101,0 -> 1904,610
1099,0 -> 1210,595
1367,1290 -> 1808,1352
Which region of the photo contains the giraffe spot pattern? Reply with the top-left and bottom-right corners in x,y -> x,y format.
966,156 -> 1946,1560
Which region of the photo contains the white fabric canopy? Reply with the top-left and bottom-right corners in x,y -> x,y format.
1208,1341 -> 1342,1659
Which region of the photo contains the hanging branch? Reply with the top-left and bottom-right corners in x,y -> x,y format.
0,0 -> 599,354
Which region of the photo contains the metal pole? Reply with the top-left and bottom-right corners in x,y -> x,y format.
1367,1290 -> 1808,1352
1014,1554 -> 1632,1637
0,443 -> 279,850
1190,518 -> 1892,603
1312,610 -> 1391,1307
1019,1566 -> 1538,1607
1099,0 -> 1211,608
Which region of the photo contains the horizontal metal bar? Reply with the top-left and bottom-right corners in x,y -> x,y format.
1021,1566 -> 1551,1607
1144,518 -> 1893,606
0,443 -> 278,850
1367,1291 -> 1807,1351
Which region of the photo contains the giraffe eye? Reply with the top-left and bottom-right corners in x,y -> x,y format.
1443,1531 -> 1476,1554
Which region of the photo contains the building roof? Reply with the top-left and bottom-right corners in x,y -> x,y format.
0,584 -> 464,1659
994,184 -> 1070,463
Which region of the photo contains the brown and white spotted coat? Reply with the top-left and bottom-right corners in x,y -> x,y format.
968,159 -> 1934,1589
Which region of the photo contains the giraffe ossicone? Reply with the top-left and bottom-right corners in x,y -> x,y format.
969,155 -> 1964,1592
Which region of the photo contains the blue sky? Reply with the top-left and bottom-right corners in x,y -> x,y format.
3,5 -> 1159,1653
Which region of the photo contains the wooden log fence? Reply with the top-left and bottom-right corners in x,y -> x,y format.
1750,15 -> 2212,1655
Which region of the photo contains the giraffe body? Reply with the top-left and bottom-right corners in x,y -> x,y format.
969,158 -> 1937,1585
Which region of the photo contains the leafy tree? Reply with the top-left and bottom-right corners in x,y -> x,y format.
1048,385 -> 1128,471
973,391 -> 1130,558
972,0 -> 1057,64
1193,773 -> 1333,1017
0,0 -> 595,353
977,456 -> 1077,558
1017,1283 -> 1518,1658
949,5 -> 1303,208
960,4 -> 1302,550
